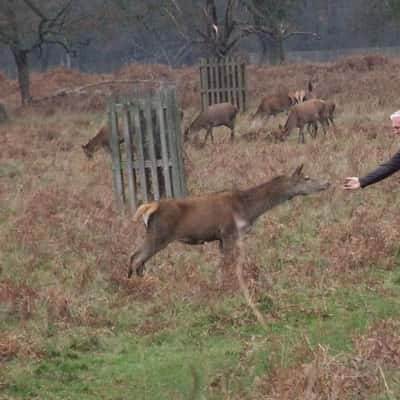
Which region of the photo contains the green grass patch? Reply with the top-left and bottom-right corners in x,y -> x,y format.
3,268 -> 400,399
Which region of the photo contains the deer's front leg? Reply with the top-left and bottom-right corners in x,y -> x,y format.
128,237 -> 169,277
298,126 -> 306,144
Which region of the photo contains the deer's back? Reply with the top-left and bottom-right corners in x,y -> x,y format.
150,193 -> 237,240
194,103 -> 237,129
257,94 -> 291,114
291,99 -> 326,123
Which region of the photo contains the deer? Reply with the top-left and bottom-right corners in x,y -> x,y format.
82,125 -> 124,159
250,82 -> 313,130
307,100 -> 336,139
184,102 -> 238,147
128,164 -> 329,278
279,99 -> 334,144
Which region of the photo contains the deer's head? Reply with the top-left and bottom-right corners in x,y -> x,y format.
286,164 -> 330,196
82,143 -> 94,159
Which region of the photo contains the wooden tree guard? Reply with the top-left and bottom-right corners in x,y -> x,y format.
108,87 -> 186,214
200,56 -> 247,112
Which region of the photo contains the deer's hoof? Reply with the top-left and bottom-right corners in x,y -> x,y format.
136,265 -> 145,277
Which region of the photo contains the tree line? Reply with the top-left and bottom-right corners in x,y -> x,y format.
1,0 -> 400,105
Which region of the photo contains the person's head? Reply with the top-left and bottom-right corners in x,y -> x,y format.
390,110 -> 400,135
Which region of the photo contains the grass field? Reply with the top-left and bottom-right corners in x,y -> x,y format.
2,55 -> 400,399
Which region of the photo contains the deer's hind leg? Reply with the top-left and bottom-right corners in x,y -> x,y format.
298,126 -> 306,144
308,122 -> 318,139
201,126 -> 214,146
320,118 -> 329,136
128,236 -> 170,277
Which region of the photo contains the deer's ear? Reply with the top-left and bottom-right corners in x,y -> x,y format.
292,164 -> 304,177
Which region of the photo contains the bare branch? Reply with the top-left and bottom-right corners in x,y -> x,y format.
283,31 -> 321,40
22,0 -> 47,20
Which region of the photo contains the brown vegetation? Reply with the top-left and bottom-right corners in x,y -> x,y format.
1,54 -> 400,397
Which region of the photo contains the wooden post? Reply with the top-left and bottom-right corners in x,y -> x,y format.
199,56 -> 247,112
108,86 -> 186,213
122,105 -> 137,214
108,97 -> 125,209
132,104 -> 149,203
157,91 -> 173,198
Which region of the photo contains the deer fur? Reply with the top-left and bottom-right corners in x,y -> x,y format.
128,165 -> 329,277
184,102 -> 238,146
280,99 -> 335,144
307,100 -> 336,138
82,125 -> 115,159
250,82 -> 313,129
82,123 -> 132,159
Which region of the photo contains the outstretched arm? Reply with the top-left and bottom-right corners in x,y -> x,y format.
344,149 -> 400,190
359,150 -> 400,188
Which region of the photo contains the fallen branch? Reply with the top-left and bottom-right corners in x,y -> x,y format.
31,79 -> 173,104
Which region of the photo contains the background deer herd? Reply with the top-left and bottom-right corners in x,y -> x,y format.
82,81 -> 337,159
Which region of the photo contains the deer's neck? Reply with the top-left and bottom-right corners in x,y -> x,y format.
236,177 -> 293,223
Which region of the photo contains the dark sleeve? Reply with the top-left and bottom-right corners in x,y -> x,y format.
359,149 -> 400,188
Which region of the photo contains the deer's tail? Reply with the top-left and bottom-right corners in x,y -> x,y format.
133,202 -> 159,229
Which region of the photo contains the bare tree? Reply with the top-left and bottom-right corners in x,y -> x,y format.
0,0 -> 92,105
240,0 -> 320,64
164,0 -> 253,58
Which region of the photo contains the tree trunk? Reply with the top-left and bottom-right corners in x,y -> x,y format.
269,37 -> 285,65
257,36 -> 270,64
12,49 -> 31,105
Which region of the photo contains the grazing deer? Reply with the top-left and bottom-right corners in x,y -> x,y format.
82,125 -> 121,159
128,164 -> 329,277
279,99 -> 334,144
307,100 -> 336,138
184,102 -> 238,146
250,82 -> 313,129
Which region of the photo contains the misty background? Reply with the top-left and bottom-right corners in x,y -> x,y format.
1,0 -> 400,78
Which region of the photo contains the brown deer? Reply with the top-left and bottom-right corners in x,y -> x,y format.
128,164 -> 329,277
250,82 -> 313,130
82,123 -> 130,159
307,100 -> 336,138
279,99 -> 334,144
184,102 -> 238,146
82,125 -> 114,159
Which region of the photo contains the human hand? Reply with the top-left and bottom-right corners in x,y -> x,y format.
343,177 -> 361,190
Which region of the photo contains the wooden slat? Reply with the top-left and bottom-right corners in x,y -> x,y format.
143,94 -> 160,201
132,104 -> 149,203
122,105 -> 137,214
108,97 -> 125,209
212,61 -> 218,104
120,159 -> 173,169
207,62 -> 212,107
241,63 -> 247,111
171,88 -> 187,197
200,59 -> 207,111
157,91 -> 173,198
165,88 -> 183,198
231,57 -> 238,108
218,60 -> 224,103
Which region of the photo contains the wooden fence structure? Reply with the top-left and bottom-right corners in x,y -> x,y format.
200,56 -> 247,112
108,87 -> 186,214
